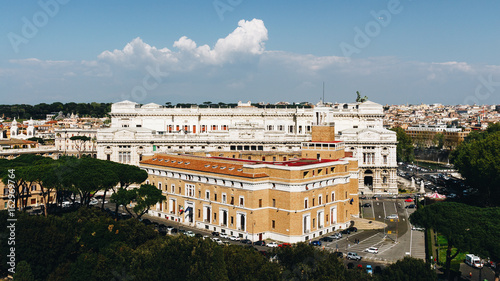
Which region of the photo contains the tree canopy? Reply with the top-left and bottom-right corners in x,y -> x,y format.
450,123 -> 500,206
390,127 -> 415,162
410,202 -> 500,279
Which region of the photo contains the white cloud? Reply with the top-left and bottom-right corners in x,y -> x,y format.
1,19 -> 500,105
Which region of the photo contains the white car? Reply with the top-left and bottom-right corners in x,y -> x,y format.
89,199 -> 99,205
229,235 -> 240,241
185,231 -> 195,237
211,238 -> 223,244
219,233 -> 228,239
267,242 -> 279,248
330,233 -> 342,239
386,214 -> 399,220
62,201 -> 72,208
365,247 -> 379,254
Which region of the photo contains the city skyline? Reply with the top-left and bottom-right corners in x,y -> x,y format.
1,1 -> 500,105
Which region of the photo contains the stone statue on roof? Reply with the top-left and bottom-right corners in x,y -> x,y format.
356,91 -> 368,103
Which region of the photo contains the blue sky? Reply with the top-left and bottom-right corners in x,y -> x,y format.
1,0 -> 500,105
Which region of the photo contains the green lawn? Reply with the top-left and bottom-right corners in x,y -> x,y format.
436,234 -> 466,271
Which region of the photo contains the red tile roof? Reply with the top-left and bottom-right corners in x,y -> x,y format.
141,154 -> 269,178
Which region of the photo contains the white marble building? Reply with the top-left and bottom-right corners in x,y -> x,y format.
97,100 -> 397,194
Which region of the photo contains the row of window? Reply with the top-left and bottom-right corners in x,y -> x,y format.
303,166 -> 346,178
157,182 -> 246,207
362,153 -> 388,164
156,182 -> 342,211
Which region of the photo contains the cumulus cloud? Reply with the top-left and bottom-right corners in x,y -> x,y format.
99,18 -> 268,68
2,18 -> 500,105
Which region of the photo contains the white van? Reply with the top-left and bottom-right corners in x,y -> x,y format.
465,254 -> 483,268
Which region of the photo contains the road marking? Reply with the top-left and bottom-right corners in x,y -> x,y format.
383,202 -> 386,219
371,200 -> 375,218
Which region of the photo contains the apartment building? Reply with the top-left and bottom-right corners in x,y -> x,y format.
140,126 -> 359,243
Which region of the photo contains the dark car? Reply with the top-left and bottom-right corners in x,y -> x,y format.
405,204 -> 416,209
320,236 -> 334,242
170,228 -> 178,234
341,229 -> 351,235
362,203 -> 371,208
240,239 -> 253,244
335,251 -> 343,258
310,240 -> 322,246
253,240 -> 266,246
212,231 -> 220,236
195,233 -> 203,238
347,226 -> 358,232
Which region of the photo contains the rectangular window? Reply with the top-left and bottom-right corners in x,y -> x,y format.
239,197 -> 244,207
319,195 -> 322,205
222,193 -> 227,204
326,195 -> 329,203
331,192 -> 335,202
304,199 -> 308,209
312,198 -> 315,206
272,199 -> 276,207
198,209 -> 201,218
206,191 -> 210,200
259,199 -> 262,208
214,193 -> 217,201
171,184 -> 175,193
230,196 -> 234,205
272,220 -> 275,229
231,216 -> 234,225
185,184 -> 195,197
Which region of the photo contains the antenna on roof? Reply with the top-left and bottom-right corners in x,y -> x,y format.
322,82 -> 325,103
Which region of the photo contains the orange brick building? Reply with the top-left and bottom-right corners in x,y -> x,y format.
140,126 -> 359,243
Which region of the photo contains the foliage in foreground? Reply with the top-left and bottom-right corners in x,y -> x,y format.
1,208 -> 436,280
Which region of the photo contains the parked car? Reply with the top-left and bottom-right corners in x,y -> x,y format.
253,240 -> 266,246
346,252 -> 362,261
366,264 -> 373,275
195,233 -> 203,238
240,239 -> 253,244
405,198 -> 413,202
386,214 -> 399,220
330,233 -> 342,239
62,201 -> 72,208
267,242 -> 279,248
335,251 -> 343,258
310,240 -> 322,246
219,233 -> 228,239
278,243 -> 292,248
229,235 -> 240,241
364,247 -> 378,254
347,226 -> 358,232
341,229 -> 351,235
320,236 -> 334,242
362,203 -> 371,207
211,231 -> 220,236
405,204 -> 416,209
211,238 -> 223,245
